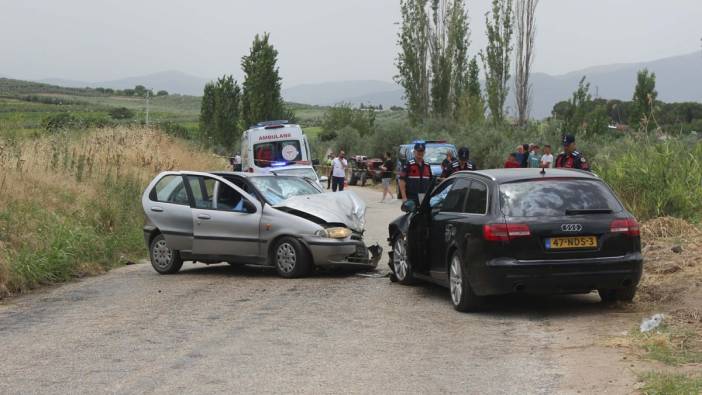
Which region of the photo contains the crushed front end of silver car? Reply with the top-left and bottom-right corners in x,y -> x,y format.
273,191 -> 382,268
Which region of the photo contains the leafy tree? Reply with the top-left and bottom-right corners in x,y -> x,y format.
199,75 -> 241,149
134,85 -> 149,97
456,56 -> 484,124
241,33 -> 290,126
561,76 -> 592,134
480,0 -> 513,124
395,0 -> 431,125
108,107 -> 134,120
156,90 -> 169,96
514,0 -> 538,126
319,104 -> 376,141
630,69 -> 657,130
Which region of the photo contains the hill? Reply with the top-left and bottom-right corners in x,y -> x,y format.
38,70 -> 209,96
280,51 -> 702,119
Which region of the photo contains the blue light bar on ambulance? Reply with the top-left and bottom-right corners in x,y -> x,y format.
254,120 -> 290,129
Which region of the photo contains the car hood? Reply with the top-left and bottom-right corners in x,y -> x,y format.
273,191 -> 367,232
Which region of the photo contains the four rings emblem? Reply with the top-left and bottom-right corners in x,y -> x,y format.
561,224 -> 583,232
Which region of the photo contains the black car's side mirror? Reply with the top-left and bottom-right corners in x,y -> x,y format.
312,159 -> 320,166
401,200 -> 417,213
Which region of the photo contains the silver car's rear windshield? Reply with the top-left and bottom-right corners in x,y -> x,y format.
249,176 -> 320,204
499,179 -> 624,217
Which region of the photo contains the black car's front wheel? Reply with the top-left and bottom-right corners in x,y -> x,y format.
391,234 -> 415,284
448,252 -> 483,312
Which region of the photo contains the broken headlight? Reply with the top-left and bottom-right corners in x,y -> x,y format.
315,227 -> 352,239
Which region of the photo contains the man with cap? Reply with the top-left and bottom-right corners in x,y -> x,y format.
555,134 -> 590,170
399,142 -> 433,205
442,146 -> 477,178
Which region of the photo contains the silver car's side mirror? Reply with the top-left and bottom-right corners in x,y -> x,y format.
401,200 -> 417,213
243,200 -> 257,214
319,176 -> 329,182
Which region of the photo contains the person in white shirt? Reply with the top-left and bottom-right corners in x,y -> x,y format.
540,144 -> 554,168
331,151 -> 348,192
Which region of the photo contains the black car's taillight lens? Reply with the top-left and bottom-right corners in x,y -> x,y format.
483,223 -> 531,241
610,218 -> 640,236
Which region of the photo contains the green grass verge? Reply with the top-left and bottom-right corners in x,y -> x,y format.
639,372 -> 702,395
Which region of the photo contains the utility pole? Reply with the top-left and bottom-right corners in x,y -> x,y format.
145,90 -> 150,126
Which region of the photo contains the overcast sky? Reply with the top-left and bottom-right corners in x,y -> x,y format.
1,0 -> 700,87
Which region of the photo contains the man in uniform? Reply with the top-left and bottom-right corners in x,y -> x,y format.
399,142 -> 432,205
555,134 -> 590,171
442,146 -> 477,178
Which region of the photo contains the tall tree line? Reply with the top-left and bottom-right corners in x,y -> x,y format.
480,0 -> 513,124
199,33 -> 291,149
395,0 -> 472,125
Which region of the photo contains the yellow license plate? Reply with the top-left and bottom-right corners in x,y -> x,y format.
546,236 -> 597,250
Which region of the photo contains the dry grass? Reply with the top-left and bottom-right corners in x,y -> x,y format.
0,126 -> 226,296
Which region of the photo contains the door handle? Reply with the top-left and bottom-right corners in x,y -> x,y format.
150,207 -> 164,212
197,214 -> 211,220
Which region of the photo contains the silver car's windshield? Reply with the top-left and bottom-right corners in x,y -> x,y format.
274,168 -> 318,181
249,176 -> 320,204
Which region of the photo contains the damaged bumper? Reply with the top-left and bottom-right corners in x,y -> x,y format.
301,236 -> 383,269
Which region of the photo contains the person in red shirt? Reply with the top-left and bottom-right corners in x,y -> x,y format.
504,153 -> 521,168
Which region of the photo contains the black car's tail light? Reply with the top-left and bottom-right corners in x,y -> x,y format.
483,223 -> 531,241
610,218 -> 640,236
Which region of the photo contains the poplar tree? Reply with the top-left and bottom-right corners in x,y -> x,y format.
480,0 -> 513,124
395,0 -> 431,125
241,33 -> 289,127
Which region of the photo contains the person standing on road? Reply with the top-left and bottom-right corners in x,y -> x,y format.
380,151 -> 395,203
230,153 -> 242,172
555,135 -> 590,171
527,144 -> 541,168
441,150 -> 454,176
505,153 -> 521,168
540,144 -> 554,168
331,151 -> 348,192
399,142 -> 432,205
442,147 -> 477,178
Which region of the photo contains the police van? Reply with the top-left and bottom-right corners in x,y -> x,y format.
241,121 -> 313,173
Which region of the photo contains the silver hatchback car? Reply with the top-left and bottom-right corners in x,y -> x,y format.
142,171 -> 381,277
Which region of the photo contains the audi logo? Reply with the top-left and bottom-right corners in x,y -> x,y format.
561,224 -> 583,232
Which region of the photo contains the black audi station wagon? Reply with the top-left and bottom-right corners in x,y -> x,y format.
387,169 -> 643,312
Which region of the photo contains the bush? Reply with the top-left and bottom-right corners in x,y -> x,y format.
42,112 -> 80,133
596,138 -> 702,222
109,107 -> 134,120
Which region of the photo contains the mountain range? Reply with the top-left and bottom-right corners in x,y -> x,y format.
20,51 -> 702,119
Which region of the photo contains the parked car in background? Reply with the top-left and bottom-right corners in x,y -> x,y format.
388,168 -> 643,312
142,171 -> 381,278
264,164 -> 327,191
398,140 -> 457,177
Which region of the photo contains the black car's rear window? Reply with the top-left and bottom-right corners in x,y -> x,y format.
499,179 -> 623,217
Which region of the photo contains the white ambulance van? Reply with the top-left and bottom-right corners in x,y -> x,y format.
241,121 -> 313,173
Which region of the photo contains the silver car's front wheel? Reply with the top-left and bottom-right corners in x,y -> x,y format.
276,242 -> 297,274
392,234 -> 414,284
273,237 -> 312,278
149,234 -> 183,274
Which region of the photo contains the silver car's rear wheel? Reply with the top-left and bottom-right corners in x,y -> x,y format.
149,233 -> 183,274
392,234 -> 414,284
273,237 -> 312,278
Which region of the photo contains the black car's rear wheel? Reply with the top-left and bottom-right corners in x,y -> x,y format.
449,252 -> 483,312
391,234 -> 415,284
598,286 -> 637,303
273,237 -> 312,278
149,234 -> 183,274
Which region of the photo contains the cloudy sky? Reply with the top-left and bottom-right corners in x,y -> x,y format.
1,0 -> 700,87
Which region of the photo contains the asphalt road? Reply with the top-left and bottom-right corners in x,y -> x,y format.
0,186 -> 640,394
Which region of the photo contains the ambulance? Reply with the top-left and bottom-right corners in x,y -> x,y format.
241,121 -> 313,173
